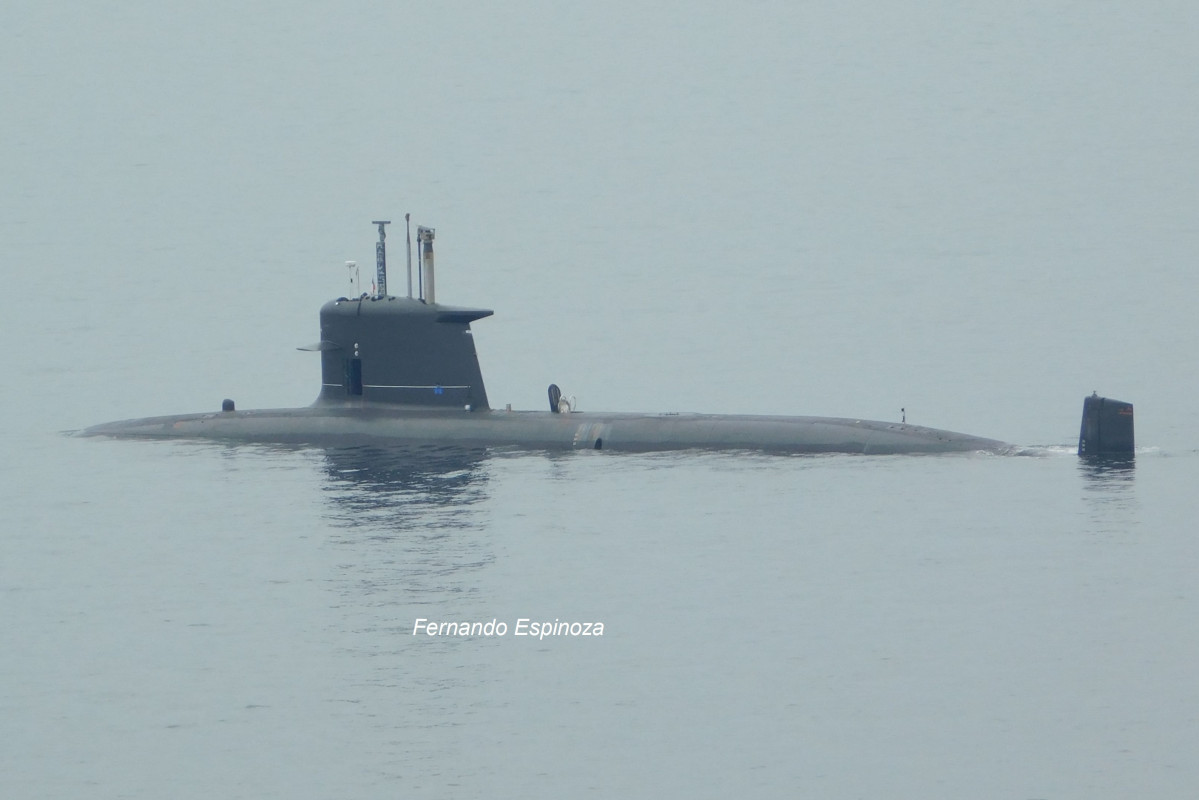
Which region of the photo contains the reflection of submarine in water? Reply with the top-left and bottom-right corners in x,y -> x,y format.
84,219 -> 1134,456
320,445 -> 491,529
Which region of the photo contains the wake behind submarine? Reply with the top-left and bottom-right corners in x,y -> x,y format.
84,219 -> 1133,456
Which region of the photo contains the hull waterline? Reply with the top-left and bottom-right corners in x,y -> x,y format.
82,405 -> 1008,455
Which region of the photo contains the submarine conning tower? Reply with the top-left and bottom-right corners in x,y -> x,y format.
309,219 -> 493,411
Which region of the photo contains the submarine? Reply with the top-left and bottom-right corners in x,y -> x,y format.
84,218 -> 1133,456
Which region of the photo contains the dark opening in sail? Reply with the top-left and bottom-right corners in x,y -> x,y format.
346,358 -> 363,396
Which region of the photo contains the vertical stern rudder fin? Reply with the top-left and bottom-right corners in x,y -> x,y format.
1078,393 -> 1134,455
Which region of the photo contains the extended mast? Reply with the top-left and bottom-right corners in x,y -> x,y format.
372,220 -> 390,297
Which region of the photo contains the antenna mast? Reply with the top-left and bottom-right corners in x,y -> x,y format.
405,213 -> 413,298
371,220 -> 391,297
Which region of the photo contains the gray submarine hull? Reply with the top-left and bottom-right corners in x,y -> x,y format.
83,405 -> 1007,454
82,220 -> 1132,456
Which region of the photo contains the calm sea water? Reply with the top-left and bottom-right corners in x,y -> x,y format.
4,3 -> 1198,798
